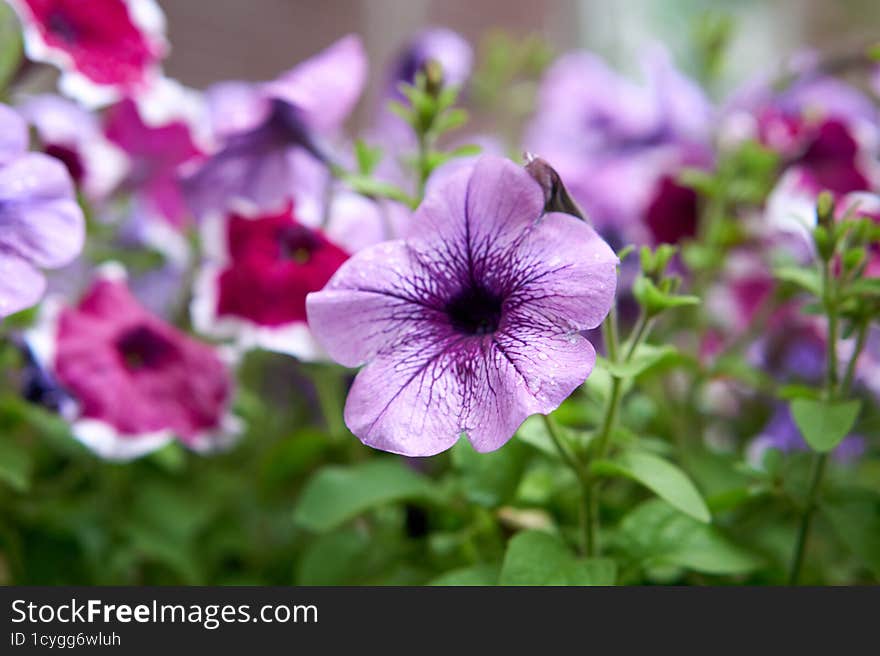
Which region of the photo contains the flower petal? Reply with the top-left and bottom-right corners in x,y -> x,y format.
263,34 -> 367,133
466,329 -> 597,452
0,153 -> 85,268
306,239 -> 445,367
343,327 -> 596,456
206,81 -> 272,138
0,103 -> 27,165
408,156 -> 545,260
505,211 -> 618,331
0,252 -> 46,317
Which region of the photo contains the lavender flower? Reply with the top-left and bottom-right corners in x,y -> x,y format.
18,94 -> 127,201
306,156 -> 618,456
524,47 -> 713,245
183,35 -> 366,219
0,103 -> 84,318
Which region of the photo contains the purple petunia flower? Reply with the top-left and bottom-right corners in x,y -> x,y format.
182,35 -> 367,219
0,102 -> 84,318
306,156 -> 618,456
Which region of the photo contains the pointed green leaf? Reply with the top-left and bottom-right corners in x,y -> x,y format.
591,450 -> 710,523
616,500 -> 762,576
790,398 -> 862,453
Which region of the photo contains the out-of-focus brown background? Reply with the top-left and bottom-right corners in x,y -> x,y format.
161,0 -> 880,96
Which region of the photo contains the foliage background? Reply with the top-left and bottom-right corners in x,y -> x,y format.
1,0 -> 879,586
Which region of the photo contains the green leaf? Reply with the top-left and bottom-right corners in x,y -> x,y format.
774,266 -> 822,296
428,563 -> 500,586
341,173 -> 417,208
0,2 -> 23,91
297,528 -> 371,585
451,436 -> 528,508
632,275 -> 700,315
432,108 -> 468,135
591,450 -> 710,523
790,398 -> 862,453
499,530 -> 616,585
0,435 -> 31,492
293,459 -> 438,532
598,344 -> 681,379
821,489 -> 880,577
354,139 -> 383,176
615,500 -> 762,576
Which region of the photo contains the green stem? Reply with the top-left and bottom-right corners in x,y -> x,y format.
840,321 -> 868,396
788,452 -> 828,585
822,259 -> 839,394
312,366 -> 347,441
788,257 -> 839,585
416,131 -> 431,201
588,308 -> 653,556
542,414 -> 592,556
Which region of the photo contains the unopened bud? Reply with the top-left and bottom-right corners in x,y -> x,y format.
816,191 -> 834,228
524,154 -> 585,221
421,59 -> 445,97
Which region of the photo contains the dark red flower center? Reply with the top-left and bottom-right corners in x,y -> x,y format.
44,143 -> 85,184
116,325 -> 177,371
645,175 -> 699,245
279,224 -> 321,263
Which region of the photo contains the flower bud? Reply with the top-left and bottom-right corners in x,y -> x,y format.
523,154 -> 585,220
815,191 -> 834,228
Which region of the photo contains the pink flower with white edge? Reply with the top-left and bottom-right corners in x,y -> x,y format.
27,266 -> 240,460
191,202 -> 350,360
8,0 -> 167,107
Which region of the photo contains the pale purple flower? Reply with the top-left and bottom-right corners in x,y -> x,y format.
0,102 -> 84,318
306,156 -> 618,456
524,47 -> 713,244
386,27 -> 473,98
18,94 -> 127,201
183,35 -> 367,219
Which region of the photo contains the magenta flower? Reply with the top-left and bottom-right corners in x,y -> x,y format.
104,96 -> 203,230
306,156 -> 618,456
724,73 -> 879,240
8,0 -> 167,106
183,35 -> 366,219
192,202 -> 349,359
0,102 -> 84,318
27,267 -> 239,460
